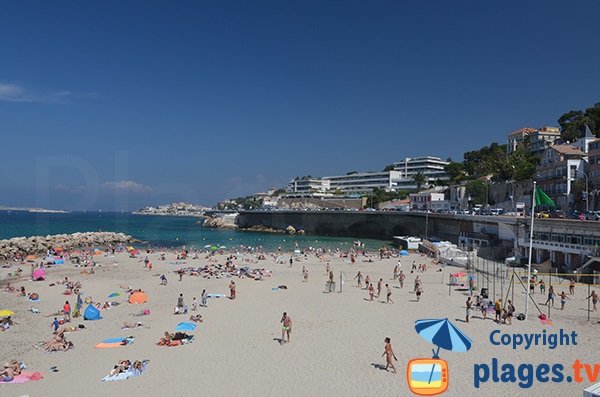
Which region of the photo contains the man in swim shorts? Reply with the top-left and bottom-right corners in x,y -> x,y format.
281,312 -> 292,344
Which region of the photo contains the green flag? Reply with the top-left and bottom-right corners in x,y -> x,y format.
535,186 -> 555,208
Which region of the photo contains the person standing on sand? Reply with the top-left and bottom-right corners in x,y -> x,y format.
465,297 -> 472,323
201,289 -> 207,307
177,294 -> 184,314
229,281 -> 236,300
191,297 -> 197,311
377,278 -> 383,298
587,291 -> 598,312
63,300 -> 71,322
364,275 -> 371,290
414,276 -> 421,292
494,298 -> 502,323
545,286 -> 555,307
280,312 -> 292,343
302,266 -> 308,282
382,337 -> 398,373
354,271 -> 363,288
569,279 -> 576,295
399,271 -> 405,289
385,284 -> 393,304
415,285 -> 423,302
368,283 -> 375,302
289,257 -> 293,268
559,291 -> 569,310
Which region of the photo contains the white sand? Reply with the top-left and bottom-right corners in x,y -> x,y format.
1,251 -> 599,396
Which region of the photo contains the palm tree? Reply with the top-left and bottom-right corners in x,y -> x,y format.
413,172 -> 426,191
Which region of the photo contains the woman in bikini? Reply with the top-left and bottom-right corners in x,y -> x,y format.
382,337 -> 398,373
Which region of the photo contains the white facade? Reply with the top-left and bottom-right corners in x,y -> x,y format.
391,156 -> 449,190
409,192 -> 446,211
322,171 -> 402,196
287,178 -> 331,194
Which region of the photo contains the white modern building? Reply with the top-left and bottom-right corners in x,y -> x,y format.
287,178 -> 331,194
322,170 -> 403,196
392,156 -> 450,190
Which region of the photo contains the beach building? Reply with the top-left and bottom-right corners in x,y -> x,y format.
391,156 -> 449,190
589,138 -> 600,190
507,126 -> 561,155
287,178 -> 331,195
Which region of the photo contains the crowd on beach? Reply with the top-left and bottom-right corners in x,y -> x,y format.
2,239 -> 600,385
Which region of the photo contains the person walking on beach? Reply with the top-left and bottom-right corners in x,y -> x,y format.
494,298 -> 502,323
587,290 -> 598,312
201,289 -> 207,307
414,276 -> 421,293
377,278 -> 383,298
559,291 -> 569,310
411,261 -> 417,273
52,317 -> 60,334
529,277 -> 536,295
539,279 -> 545,295
415,285 -> 423,302
504,299 -> 515,325
354,271 -> 363,288
382,337 -> 398,374
365,275 -> 371,290
229,281 -> 236,300
398,271 -> 405,289
465,297 -> 472,323
63,300 -> 71,322
177,294 -> 184,314
385,284 -> 393,304
545,286 -> 555,307
280,312 -> 292,344
368,283 -> 375,302
191,297 -> 198,311
569,279 -> 576,295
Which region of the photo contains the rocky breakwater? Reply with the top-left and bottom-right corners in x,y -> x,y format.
203,216 -> 238,229
0,232 -> 134,259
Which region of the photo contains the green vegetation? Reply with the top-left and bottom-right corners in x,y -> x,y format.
558,101 -> 600,142
365,187 -> 408,207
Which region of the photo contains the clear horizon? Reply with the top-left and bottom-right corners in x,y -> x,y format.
1,1 -> 599,210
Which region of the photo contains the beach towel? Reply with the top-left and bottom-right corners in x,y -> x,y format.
100,360 -> 149,382
206,294 -> 225,298
96,337 -> 134,348
2,371 -> 44,384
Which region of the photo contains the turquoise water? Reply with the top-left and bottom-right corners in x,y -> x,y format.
0,211 -> 389,251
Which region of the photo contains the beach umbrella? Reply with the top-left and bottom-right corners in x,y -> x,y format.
127,246 -> 135,251
415,318 -> 472,356
204,245 -> 212,249
175,322 -> 196,332
93,249 -> 103,256
32,268 -> 46,281
219,246 -> 226,249
129,291 -> 148,304
108,292 -> 120,298
0,310 -> 15,317
400,250 -> 409,256
210,245 -> 218,251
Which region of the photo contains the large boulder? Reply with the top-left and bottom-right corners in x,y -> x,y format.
285,225 -> 296,235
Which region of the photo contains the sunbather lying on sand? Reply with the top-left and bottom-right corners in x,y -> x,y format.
39,330 -> 74,352
189,314 -> 203,323
122,321 -> 143,329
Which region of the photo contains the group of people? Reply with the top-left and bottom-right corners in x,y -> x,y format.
0,360 -> 25,382
466,295 -> 515,324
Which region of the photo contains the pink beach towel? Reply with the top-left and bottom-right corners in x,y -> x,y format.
3,371 -> 44,384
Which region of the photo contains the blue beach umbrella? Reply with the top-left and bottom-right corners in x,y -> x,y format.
415,318 -> 472,357
175,322 -> 197,332
415,318 -> 472,385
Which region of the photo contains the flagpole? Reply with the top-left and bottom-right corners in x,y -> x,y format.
525,181 -> 536,321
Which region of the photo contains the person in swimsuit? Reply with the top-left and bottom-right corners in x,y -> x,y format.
559,291 -> 569,310
382,337 -> 397,373
354,271 -> 363,288
377,279 -> 383,298
368,283 -> 375,302
466,297 -> 472,323
587,291 -> 598,312
569,279 -> 576,295
415,285 -> 423,302
385,284 -> 393,304
280,312 -> 292,343
229,281 -> 236,300
398,271 -> 405,289
0,365 -> 14,382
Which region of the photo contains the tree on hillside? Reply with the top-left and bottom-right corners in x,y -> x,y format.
558,102 -> 600,142
412,172 -> 426,191
383,164 -> 396,172
444,162 -> 466,184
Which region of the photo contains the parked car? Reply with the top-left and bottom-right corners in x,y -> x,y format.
585,211 -> 600,221
549,210 -> 566,219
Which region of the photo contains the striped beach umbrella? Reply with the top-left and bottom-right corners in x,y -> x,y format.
415,318 -> 472,356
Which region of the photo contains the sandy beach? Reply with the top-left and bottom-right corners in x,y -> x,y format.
1,249 -> 599,397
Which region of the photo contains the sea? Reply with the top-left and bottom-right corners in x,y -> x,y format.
0,211 -> 389,251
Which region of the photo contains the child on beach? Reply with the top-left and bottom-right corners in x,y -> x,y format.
559,291 -> 569,310
382,337 -> 398,374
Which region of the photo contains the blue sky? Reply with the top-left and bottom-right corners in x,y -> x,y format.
1,1 -> 599,210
